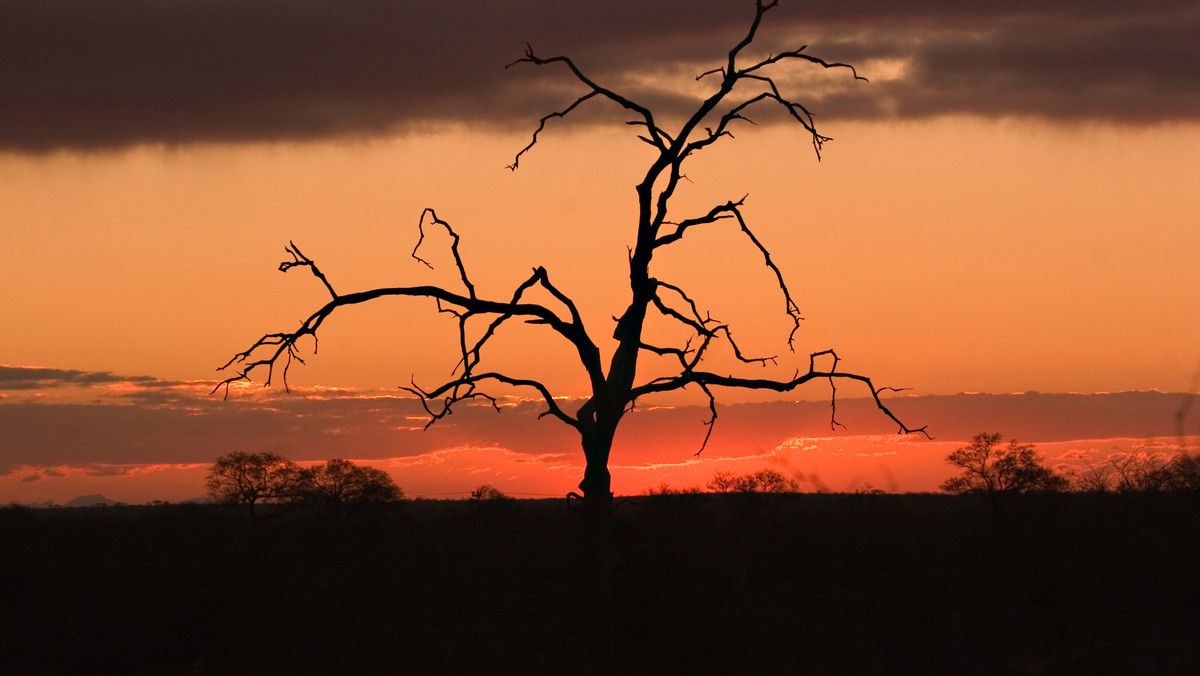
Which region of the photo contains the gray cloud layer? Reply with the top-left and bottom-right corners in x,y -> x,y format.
2,0 -> 1197,151
0,366 -> 159,390
1,385 -> 1189,475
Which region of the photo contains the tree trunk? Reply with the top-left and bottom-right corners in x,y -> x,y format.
578,427 -> 615,513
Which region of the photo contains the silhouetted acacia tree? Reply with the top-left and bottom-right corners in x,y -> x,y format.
205,451 -> 301,520
941,433 -> 1067,495
217,1 -> 925,511
293,459 -> 403,518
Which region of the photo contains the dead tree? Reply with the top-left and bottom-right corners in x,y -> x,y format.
216,0 -> 926,511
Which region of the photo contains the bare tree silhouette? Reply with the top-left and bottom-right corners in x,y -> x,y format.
216,1 -> 926,512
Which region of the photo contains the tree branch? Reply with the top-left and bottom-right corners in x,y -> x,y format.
655,199 -> 802,349
216,215 -> 604,417
506,45 -> 669,169
696,381 -> 718,456
279,242 -> 336,299
648,280 -> 778,371
401,372 -> 580,431
412,208 -> 476,299
630,348 -> 931,442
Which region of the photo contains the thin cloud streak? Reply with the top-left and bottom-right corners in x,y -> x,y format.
2,0 -> 1195,153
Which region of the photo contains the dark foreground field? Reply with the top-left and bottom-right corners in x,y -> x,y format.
2,492 -> 1198,675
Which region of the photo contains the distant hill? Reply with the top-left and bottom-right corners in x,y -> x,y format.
63,494 -> 122,507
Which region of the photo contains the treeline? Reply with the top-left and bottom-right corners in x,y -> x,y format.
940,432 -> 1200,496
1068,447 -> 1200,493
205,452 -> 402,520
203,453 -> 520,519
204,435 -> 1199,514
643,433 -> 1200,497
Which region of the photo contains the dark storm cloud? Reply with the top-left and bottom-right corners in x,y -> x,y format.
814,9 -> 1200,123
1,0 -> 1196,150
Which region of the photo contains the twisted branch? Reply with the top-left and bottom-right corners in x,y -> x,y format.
279,242 -> 336,299
656,199 -> 803,348
412,208 -> 476,299
215,216 -> 602,432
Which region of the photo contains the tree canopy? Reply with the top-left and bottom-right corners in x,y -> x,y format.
205,451 -> 301,519
294,459 -> 403,517
941,433 -> 1067,495
206,453 -> 402,519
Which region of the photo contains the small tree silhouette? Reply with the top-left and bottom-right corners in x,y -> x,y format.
205,451 -> 301,520
941,433 -> 1067,495
216,1 -> 926,511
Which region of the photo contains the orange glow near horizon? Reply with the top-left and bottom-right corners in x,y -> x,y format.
4,434 -> 1196,506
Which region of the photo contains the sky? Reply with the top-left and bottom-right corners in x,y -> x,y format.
2,0 -> 1198,504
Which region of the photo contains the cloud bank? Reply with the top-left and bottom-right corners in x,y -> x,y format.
2,0 -> 1196,152
1,364 -> 1192,476
3,367 -> 1195,500
0,366 -> 160,390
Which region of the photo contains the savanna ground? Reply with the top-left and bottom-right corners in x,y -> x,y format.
2,492 -> 1197,674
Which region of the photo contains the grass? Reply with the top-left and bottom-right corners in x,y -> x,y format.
2,492 -> 1197,674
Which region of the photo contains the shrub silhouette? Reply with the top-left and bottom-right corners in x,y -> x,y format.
642,483 -> 702,496
708,469 -> 800,494
470,484 -> 511,502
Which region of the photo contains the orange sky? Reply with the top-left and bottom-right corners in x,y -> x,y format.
2,0 -> 1198,504
3,122 -> 1197,395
